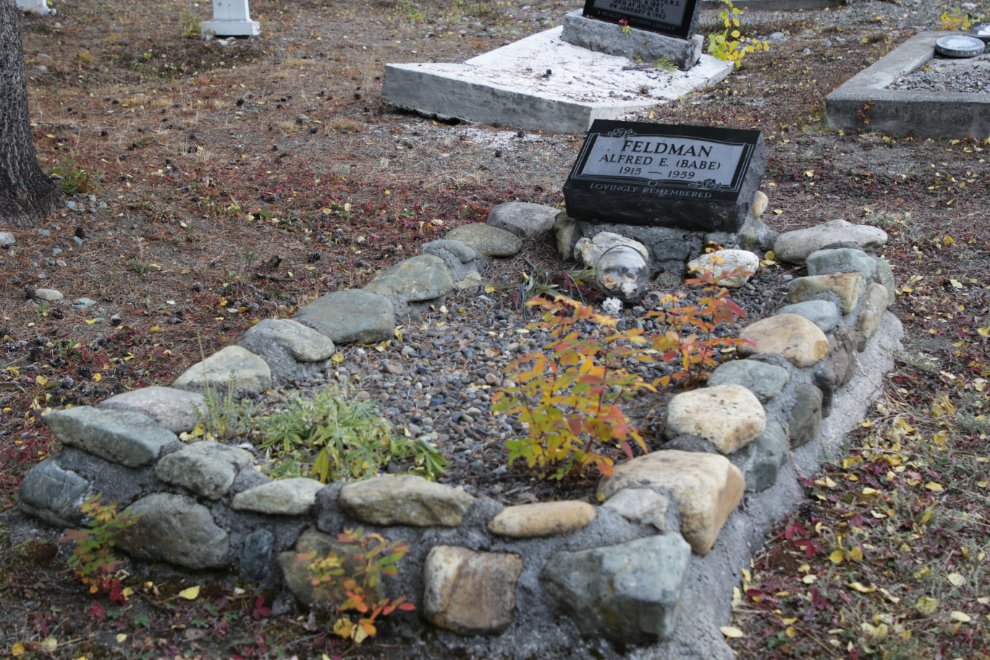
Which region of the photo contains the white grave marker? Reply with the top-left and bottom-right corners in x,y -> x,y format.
15,0 -> 54,16
201,0 -> 259,38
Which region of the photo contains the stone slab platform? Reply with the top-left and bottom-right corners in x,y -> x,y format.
382,27 -> 733,134
826,31 -> 990,139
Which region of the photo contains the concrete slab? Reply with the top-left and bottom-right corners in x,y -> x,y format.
826,31 -> 990,139
382,27 -> 733,134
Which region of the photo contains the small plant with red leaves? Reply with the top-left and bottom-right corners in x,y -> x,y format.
59,493 -> 139,602
300,528 -> 415,644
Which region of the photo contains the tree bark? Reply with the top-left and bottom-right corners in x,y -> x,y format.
0,0 -> 62,228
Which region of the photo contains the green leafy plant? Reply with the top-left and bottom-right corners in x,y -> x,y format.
300,528 -> 415,644
493,296 -> 655,480
707,0 -> 768,67
190,376 -> 259,442
58,494 -> 139,602
180,10 -> 202,38
654,55 -> 676,72
52,156 -> 102,195
940,6 -> 979,30
256,385 -> 447,483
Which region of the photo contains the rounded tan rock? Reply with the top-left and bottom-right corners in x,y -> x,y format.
786,272 -> 867,314
487,501 -> 596,538
597,450 -> 744,555
423,546 -> 523,635
751,191 -> 769,218
663,384 -> 766,454
738,314 -> 829,368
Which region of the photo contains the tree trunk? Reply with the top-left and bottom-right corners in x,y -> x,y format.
0,0 -> 62,228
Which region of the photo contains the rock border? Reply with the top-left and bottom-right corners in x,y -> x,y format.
17,203 -> 903,659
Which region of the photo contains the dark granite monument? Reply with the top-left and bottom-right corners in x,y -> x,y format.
563,120 -> 767,233
581,0 -> 701,41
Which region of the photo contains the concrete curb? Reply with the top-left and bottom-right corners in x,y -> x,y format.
826,31 -> 990,138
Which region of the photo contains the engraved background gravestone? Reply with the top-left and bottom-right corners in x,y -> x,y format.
563,120 -> 768,233
582,0 -> 701,40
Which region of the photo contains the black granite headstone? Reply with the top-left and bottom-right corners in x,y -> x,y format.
582,0 -> 701,41
563,120 -> 767,233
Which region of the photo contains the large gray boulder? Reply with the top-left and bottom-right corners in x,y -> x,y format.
155,441 -> 255,500
542,534 -> 692,643
773,220 -> 887,265
806,247 -> 878,280
363,254 -> 454,302
774,300 -> 840,334
97,386 -> 205,434
173,345 -> 272,393
445,223 -> 522,257
707,360 -> 790,404
294,290 -> 395,345
486,202 -> 558,238
17,456 -> 90,528
238,319 -> 335,384
116,493 -> 230,569
45,407 -> 177,468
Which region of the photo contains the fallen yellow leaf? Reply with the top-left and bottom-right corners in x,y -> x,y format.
720,626 -> 744,638
925,482 -> 944,491
849,582 -> 877,593
950,611 -> 972,623
948,573 -> 966,587
177,585 -> 200,600
12,642 -> 25,658
916,597 -> 939,615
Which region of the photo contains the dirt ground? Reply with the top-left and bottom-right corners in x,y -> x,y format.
2,0 -> 990,657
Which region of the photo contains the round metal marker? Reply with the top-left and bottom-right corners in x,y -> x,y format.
971,22 -> 990,45
934,35 -> 986,58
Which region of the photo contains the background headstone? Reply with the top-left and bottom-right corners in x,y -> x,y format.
581,0 -> 701,40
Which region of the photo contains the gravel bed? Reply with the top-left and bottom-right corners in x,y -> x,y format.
889,52 -> 990,93
247,244 -> 799,506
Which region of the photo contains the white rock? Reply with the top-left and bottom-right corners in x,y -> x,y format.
687,250 -> 759,288
773,219 -> 887,265
664,384 -> 766,453
34,289 -> 63,301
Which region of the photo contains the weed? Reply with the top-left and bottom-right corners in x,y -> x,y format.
941,6 -> 980,31
52,156 -> 102,195
59,494 -> 139,602
180,10 -> 201,38
255,385 -> 447,483
300,528 -> 414,644
129,258 -> 152,275
707,0 -> 768,67
395,0 -> 422,22
191,376 -> 259,442
654,55 -> 676,72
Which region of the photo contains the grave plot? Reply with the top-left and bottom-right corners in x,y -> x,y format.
383,1 -> 734,133
15,113 -> 907,659
827,31 -> 990,139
